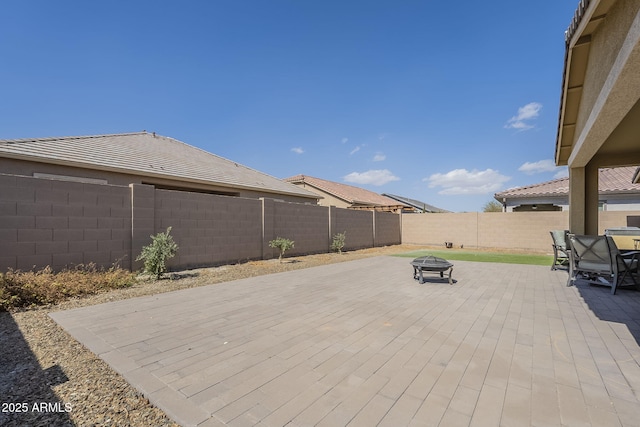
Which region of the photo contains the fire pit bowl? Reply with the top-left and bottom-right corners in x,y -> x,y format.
410,255 -> 454,285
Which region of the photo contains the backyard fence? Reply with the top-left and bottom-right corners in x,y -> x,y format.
401,210 -> 640,252
0,174 -> 401,272
3,172 -> 640,273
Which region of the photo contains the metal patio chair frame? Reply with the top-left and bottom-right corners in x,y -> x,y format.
567,234 -> 639,294
550,230 -> 570,270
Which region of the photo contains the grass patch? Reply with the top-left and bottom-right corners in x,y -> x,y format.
0,264 -> 137,311
395,249 -> 553,266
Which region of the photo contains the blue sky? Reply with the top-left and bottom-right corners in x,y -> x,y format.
1,1 -> 579,212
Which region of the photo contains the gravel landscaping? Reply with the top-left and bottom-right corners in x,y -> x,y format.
1,245 -> 411,426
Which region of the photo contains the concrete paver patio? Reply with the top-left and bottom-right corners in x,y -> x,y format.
50,256 -> 640,426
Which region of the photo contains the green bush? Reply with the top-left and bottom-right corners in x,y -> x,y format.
269,237 -> 295,263
331,231 -> 346,254
136,227 -> 179,279
0,264 -> 136,311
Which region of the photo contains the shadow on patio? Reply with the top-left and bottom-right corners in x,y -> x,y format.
573,279 -> 640,346
0,311 -> 73,426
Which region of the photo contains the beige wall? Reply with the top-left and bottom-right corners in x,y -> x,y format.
0,174 -> 401,272
401,211 -> 640,253
402,213 -> 480,248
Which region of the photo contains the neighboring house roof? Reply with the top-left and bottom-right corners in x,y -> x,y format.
495,167 -> 640,199
284,174 -> 406,208
0,132 -> 318,199
382,193 -> 450,213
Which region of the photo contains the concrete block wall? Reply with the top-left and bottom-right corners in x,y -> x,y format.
402,213 -> 479,248
332,208 -> 374,250
4,171 -> 638,273
402,211 -> 640,253
478,212 -> 570,251
269,200 -> 330,258
154,189 -> 263,268
373,211 -> 401,247
1,173 -> 403,272
598,211 -> 639,233
0,174 -> 131,271
131,184 -> 155,271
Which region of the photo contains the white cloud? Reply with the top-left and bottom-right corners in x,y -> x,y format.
342,137 -> 349,144
518,159 -> 568,179
373,153 -> 386,162
425,168 -> 511,195
554,168 -> 569,179
518,159 -> 557,174
350,146 -> 361,155
505,102 -> 542,130
291,147 -> 304,154
344,169 -> 400,186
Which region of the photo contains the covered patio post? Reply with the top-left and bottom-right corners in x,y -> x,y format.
569,164 -> 599,235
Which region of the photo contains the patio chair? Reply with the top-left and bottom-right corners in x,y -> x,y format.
606,235 -> 640,294
550,230 -> 569,270
567,234 -> 639,294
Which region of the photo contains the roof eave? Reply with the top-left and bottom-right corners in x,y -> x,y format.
555,0 -> 615,167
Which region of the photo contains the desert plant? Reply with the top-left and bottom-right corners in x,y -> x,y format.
331,231 -> 346,254
483,200 -> 503,212
269,237 -> 295,263
0,264 -> 136,311
136,227 -> 178,279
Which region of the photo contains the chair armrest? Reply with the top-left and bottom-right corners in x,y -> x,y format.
620,250 -> 640,259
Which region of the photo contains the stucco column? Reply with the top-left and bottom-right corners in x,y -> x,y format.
585,163 -> 600,234
328,205 -> 336,251
130,183 -> 155,271
261,198 -> 276,260
372,210 -> 377,247
569,165 -> 599,235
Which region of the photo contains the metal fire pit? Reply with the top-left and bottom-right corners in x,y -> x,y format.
411,256 -> 454,285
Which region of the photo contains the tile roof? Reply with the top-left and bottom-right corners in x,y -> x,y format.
382,193 -> 450,213
495,166 -> 640,198
0,132 -> 318,199
284,174 -> 406,207
565,0 -> 592,44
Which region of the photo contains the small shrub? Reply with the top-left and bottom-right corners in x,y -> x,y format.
331,231 -> 347,254
269,237 -> 295,263
136,227 -> 178,279
0,264 -> 136,311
